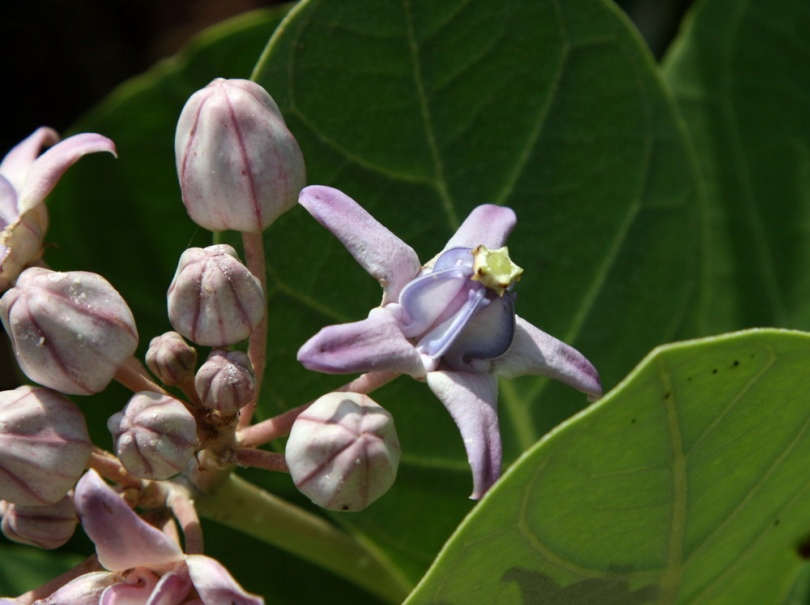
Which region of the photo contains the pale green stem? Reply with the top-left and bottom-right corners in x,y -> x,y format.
196,474 -> 412,603
239,231 -> 267,430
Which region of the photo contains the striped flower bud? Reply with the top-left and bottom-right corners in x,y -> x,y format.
107,392 -> 197,480
146,331 -> 197,386
195,349 -> 255,414
0,386 -> 91,505
1,494 -> 77,549
0,267 -> 138,395
175,78 -> 306,233
167,244 -> 264,347
285,392 -> 400,512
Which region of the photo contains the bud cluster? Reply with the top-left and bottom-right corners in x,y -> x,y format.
0,77 -> 410,605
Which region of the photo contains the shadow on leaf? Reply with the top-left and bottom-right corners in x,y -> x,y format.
501,567 -> 658,605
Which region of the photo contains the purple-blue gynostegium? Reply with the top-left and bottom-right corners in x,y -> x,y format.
297,186 -> 602,499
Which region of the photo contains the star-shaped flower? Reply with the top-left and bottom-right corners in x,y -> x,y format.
297,186 -> 602,499
0,128 -> 116,292
34,469 -> 263,604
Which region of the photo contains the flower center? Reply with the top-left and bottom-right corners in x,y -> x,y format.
470,246 -> 523,296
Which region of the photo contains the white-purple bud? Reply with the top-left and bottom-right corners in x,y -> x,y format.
0,268 -> 138,395
195,349 -> 255,414
107,391 -> 197,480
285,392 -> 400,512
145,331 -> 197,386
0,386 -> 91,505
167,244 -> 264,347
1,494 -> 77,549
175,78 -> 306,233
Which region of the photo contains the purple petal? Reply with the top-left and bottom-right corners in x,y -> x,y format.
297,307 -> 425,377
99,568 -> 160,605
34,571 -> 115,605
443,205 -> 516,250
16,133 -> 117,215
426,371 -> 501,499
416,287 -> 488,362
298,186 -> 421,303
0,128 -> 60,192
398,266 -> 475,339
74,470 -> 183,572
443,292 -> 516,372
492,316 -> 602,400
146,571 -> 192,605
186,555 -> 264,605
0,174 -> 19,227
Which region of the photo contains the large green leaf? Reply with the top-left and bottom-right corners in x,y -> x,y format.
252,0 -> 700,582
405,329 -> 810,604
663,0 -> 810,332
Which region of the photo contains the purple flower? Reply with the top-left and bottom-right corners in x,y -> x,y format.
35,469 -> 263,604
0,128 -> 116,292
297,186 -> 602,499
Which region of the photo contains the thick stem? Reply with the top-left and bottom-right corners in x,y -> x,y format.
196,475 -> 411,604
239,231 -> 267,430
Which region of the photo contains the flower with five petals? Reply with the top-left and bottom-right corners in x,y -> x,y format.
0,128 -> 116,292
297,186 -> 602,499
34,469 -> 263,604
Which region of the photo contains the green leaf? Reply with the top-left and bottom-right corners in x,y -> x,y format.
404,329 -> 810,605
252,0 -> 700,581
0,544 -> 83,597
663,0 -> 810,332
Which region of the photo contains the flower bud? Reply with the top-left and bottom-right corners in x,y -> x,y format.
195,349 -> 255,414
108,392 -> 197,480
1,494 -> 77,549
285,392 -> 400,511
0,268 -> 138,395
146,331 -> 197,386
0,386 -> 91,505
167,244 -> 264,347
175,78 -> 306,233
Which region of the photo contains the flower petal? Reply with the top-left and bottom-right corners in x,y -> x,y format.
298,186 -> 421,303
0,128 -> 60,191
442,292 -> 516,372
492,316 -> 602,400
100,568 -> 160,605
398,265 -> 475,339
35,571 -> 116,605
74,470 -> 183,572
186,555 -> 264,605
146,571 -> 192,605
426,371 -> 501,499
0,174 -> 19,228
16,133 -> 116,215
298,307 -> 425,377
443,205 -> 516,250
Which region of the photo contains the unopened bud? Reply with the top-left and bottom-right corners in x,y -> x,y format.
0,386 -> 91,505
285,392 -> 400,512
0,268 -> 138,395
108,392 -> 197,480
175,78 -> 306,233
146,331 -> 197,386
167,244 -> 264,347
1,494 -> 77,549
195,349 -> 255,414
